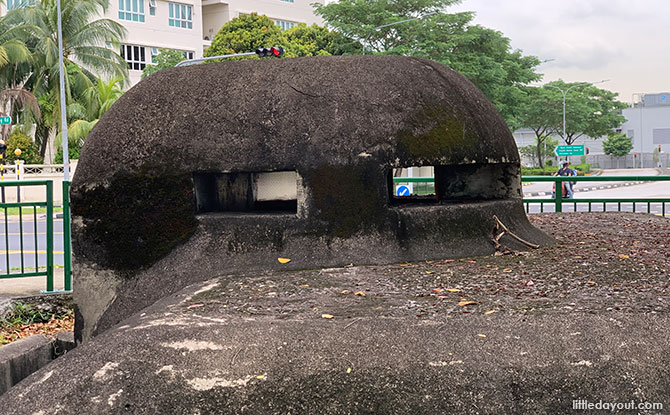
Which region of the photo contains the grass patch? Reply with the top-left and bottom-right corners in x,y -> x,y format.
0,301 -> 73,345
1,207 -> 64,216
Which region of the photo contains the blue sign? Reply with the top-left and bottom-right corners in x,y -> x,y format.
396,185 -> 411,196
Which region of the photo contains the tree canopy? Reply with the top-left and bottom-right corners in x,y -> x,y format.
205,13 -> 357,59
542,81 -> 627,145
602,132 -> 633,158
313,0 -> 542,126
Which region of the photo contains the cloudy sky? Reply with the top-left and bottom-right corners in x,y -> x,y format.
449,0 -> 669,104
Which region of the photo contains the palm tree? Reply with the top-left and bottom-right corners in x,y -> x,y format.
0,10 -> 36,142
5,0 -> 128,160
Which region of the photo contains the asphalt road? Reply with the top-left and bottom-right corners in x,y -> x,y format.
0,217 -> 65,273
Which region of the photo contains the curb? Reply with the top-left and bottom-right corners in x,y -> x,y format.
523,181 -> 645,197
0,332 -> 75,396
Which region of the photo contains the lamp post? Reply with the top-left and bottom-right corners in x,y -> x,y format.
56,0 -> 69,181
363,11 -> 438,54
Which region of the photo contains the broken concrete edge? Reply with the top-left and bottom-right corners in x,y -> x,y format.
0,332 -> 75,397
0,293 -> 74,320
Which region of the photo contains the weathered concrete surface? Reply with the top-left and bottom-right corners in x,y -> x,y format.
0,335 -> 53,396
3,211 -> 670,414
1,278 -> 668,414
70,55 -> 552,342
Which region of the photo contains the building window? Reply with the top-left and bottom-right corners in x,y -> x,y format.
183,51 -> 194,60
7,0 -> 35,9
169,2 -> 193,29
151,47 -> 160,64
275,19 -> 296,30
120,44 -> 146,70
119,0 -> 145,22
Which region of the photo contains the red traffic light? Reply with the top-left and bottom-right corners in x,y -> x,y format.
256,46 -> 284,58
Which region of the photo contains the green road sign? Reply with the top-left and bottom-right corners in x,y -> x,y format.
0,116 -> 11,125
554,145 -> 585,157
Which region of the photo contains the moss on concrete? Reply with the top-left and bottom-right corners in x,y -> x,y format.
72,173 -> 197,271
399,105 -> 478,161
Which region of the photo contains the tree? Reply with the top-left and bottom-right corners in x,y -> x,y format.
516,87 -> 562,168
602,132 -> 632,168
0,10 -> 36,143
313,0 -> 542,127
142,49 -> 185,79
518,135 -> 558,167
205,13 -> 355,60
205,13 -> 283,59
5,0 -> 128,160
544,81 -> 627,145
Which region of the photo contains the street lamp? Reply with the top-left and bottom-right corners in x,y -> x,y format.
543,79 -> 609,143
363,11 -> 438,54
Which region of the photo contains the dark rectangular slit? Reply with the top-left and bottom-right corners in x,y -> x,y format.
194,171 -> 298,214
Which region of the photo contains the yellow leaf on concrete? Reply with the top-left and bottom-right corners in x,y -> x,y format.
256,374 -> 266,380
446,288 -> 461,293
341,289 -> 351,294
346,367 -> 352,374
399,263 -> 411,267
484,310 -> 496,315
299,284 -> 310,288
321,314 -> 334,319
432,288 -> 443,293
278,257 -> 291,264
354,291 -> 366,297
425,271 -> 435,275
502,268 -> 513,273
458,300 -> 477,307
477,334 -> 487,338
618,254 -> 630,259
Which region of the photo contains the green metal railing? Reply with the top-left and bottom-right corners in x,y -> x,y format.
521,175 -> 670,214
0,179 -> 72,293
392,175 -> 670,215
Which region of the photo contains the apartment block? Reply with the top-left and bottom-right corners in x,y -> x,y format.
114,0 -> 325,85
1,0 -> 324,86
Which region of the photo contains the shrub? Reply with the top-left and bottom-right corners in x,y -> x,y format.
5,130 -> 44,164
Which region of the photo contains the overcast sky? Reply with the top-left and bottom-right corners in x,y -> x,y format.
449,0 -> 670,104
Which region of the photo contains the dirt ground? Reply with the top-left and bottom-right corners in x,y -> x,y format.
187,213 -> 670,320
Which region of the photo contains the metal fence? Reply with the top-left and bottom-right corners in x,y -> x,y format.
392,175 -> 670,216
521,175 -> 670,214
0,180 -> 72,293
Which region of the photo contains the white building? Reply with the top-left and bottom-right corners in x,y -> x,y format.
1,0 -> 325,86
621,93 -> 670,168
110,0 -> 325,85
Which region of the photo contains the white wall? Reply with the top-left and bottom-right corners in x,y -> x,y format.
622,105 -> 670,155
202,0 -> 325,43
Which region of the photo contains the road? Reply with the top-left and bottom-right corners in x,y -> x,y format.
522,168 -> 661,197
0,217 -> 65,273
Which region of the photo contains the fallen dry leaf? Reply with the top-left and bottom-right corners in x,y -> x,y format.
346,367 -> 352,374
354,291 -> 366,297
502,268 -> 513,273
425,271 -> 435,275
477,334 -> 487,338
321,314 -> 334,319
446,288 -> 461,293
277,257 -> 291,264
458,300 -> 477,307
484,310 -> 496,315
618,254 -> 630,259
432,288 -> 443,293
